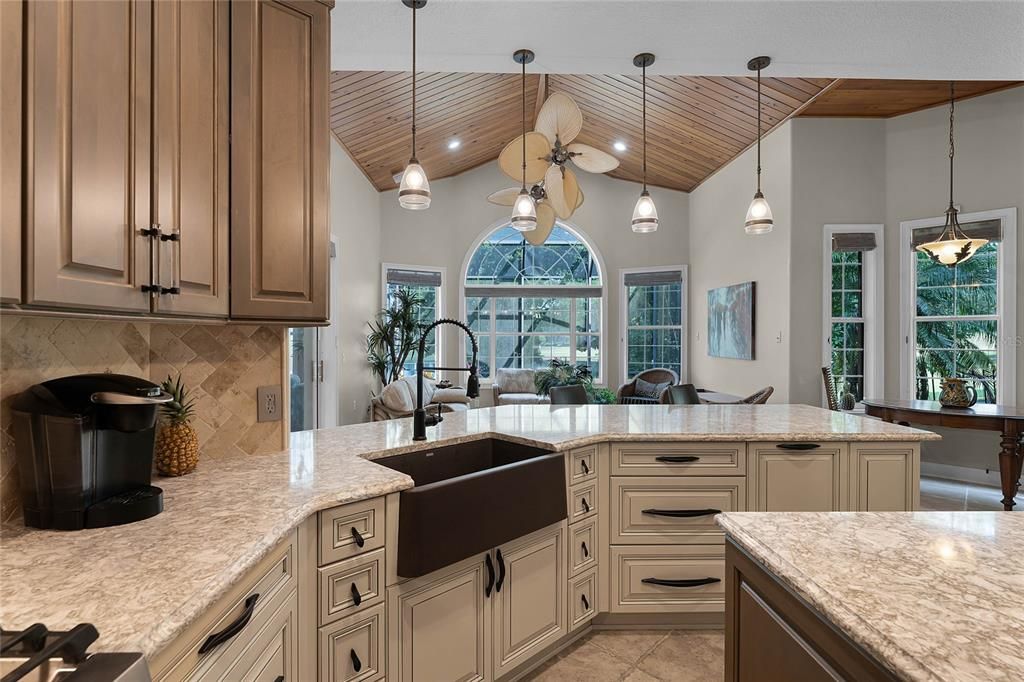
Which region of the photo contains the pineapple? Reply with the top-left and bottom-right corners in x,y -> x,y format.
155,374 -> 200,476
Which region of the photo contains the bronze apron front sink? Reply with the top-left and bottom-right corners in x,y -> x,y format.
375,438 -> 567,578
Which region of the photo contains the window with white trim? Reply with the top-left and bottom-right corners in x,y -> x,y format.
902,213 -> 1016,405
463,224 -> 603,381
382,265 -> 444,376
621,268 -> 686,382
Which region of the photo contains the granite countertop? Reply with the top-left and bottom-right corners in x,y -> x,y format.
0,404 -> 934,660
717,511 -> 1024,682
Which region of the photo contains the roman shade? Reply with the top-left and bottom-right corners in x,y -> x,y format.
831,232 -> 877,253
386,268 -> 442,288
623,270 -> 684,287
910,219 -> 1002,250
464,286 -> 602,298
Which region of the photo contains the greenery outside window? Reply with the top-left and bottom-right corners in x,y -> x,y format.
621,267 -> 686,383
830,251 -> 866,402
383,265 -> 443,376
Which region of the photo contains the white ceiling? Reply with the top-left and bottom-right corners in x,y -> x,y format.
332,1 -> 1024,80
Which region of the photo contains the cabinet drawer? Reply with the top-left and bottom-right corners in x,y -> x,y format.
209,588 -> 298,682
567,445 -> 598,486
154,533 -> 297,681
569,481 -> 597,524
320,497 -> 385,566
610,545 -> 725,614
320,603 -> 385,682
611,442 -> 745,476
611,476 -> 743,545
320,548 -> 384,626
569,518 -> 598,576
569,568 -> 598,632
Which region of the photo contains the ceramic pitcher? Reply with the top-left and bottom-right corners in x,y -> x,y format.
939,378 -> 977,408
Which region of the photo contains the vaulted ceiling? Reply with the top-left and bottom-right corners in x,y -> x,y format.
330,73 -> 1021,193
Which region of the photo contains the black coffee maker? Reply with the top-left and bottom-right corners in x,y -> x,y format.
11,374 -> 173,530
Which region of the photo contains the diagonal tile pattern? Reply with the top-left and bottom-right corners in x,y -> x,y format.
0,317 -> 285,523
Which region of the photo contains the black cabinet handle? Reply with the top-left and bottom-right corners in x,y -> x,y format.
274,677 -> 284,682
581,498 -> 590,513
776,443 -> 821,450
581,541 -> 589,558
581,459 -> 590,474
350,583 -> 362,607
641,508 -> 721,518
641,577 -> 721,588
199,593 -> 259,655
351,526 -> 365,547
655,455 -> 700,463
350,649 -> 362,673
581,593 -> 590,610
495,549 -> 506,593
485,553 -> 495,597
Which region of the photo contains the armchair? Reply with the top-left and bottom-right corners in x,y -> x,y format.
491,368 -> 549,406
616,368 -> 679,405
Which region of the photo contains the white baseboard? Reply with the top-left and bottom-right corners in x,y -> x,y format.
921,461 -> 1002,488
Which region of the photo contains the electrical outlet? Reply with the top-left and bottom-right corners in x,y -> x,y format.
257,385 -> 282,423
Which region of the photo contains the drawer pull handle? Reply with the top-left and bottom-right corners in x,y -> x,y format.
495,549 -> 506,593
581,593 -> 590,610
776,443 -> 821,450
581,541 -> 589,558
350,649 -> 362,673
641,508 -> 721,518
642,577 -> 721,588
655,455 -> 700,463
485,553 -> 495,597
581,498 -> 590,513
198,593 -> 259,655
580,459 -> 590,474
274,677 -> 284,682
350,583 -> 362,606
351,526 -> 365,547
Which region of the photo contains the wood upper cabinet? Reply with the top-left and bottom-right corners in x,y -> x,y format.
152,0 -> 230,317
230,0 -> 330,322
1,0 -> 21,304
24,0 -> 152,312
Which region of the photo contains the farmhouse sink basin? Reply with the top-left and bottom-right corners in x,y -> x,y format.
376,438 -> 567,578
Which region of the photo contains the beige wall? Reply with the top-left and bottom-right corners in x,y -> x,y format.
331,138 -> 382,425
688,122 -> 793,402
0,317 -> 286,521
377,161 -> 690,392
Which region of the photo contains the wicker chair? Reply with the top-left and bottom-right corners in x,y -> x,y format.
616,368 -> 679,405
719,386 -> 774,405
821,367 -> 839,411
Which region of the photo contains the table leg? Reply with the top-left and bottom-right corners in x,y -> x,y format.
998,427 -> 1020,511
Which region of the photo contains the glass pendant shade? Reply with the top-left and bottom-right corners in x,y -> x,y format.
510,189 -> 537,231
398,160 -> 431,210
631,190 -> 659,233
744,190 -> 773,235
916,207 -> 987,266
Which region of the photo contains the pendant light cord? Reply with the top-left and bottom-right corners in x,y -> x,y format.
756,66 -> 762,192
948,81 -> 955,209
521,57 -> 527,191
642,61 -> 648,192
411,2 -> 417,159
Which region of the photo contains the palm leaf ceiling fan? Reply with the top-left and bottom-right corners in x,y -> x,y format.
488,92 -> 618,244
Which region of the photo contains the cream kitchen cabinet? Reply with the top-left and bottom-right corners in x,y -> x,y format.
850,443 -> 920,511
747,443 -> 849,512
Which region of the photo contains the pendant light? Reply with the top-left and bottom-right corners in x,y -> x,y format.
398,0 -> 430,210
631,53 -> 658,233
744,56 -> 773,234
916,82 -> 987,266
510,49 -> 538,231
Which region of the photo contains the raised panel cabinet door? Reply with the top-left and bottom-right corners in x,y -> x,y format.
387,557 -> 491,682
24,0 -> 152,312
492,523 -> 567,679
850,443 -> 919,511
231,0 -> 329,321
1,0 -> 22,303
747,444 -> 849,512
209,589 -> 299,682
152,0 -> 229,317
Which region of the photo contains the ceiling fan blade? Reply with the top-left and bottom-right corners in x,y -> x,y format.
561,168 -> 580,219
498,132 -> 549,183
568,143 -> 620,174
524,203 -> 556,246
544,165 -> 572,219
487,187 -> 521,207
575,186 -> 585,209
535,92 -> 583,145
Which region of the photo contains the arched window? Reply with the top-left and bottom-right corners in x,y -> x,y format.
463,224 -> 604,381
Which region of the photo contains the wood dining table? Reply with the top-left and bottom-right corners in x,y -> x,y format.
862,398 -> 1024,510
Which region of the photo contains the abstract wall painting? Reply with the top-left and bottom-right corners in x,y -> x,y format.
707,282 -> 755,360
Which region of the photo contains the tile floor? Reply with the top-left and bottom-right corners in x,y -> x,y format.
526,477 -> 1017,681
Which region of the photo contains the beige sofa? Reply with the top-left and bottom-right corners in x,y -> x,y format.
491,368 -> 550,406
371,375 -> 472,421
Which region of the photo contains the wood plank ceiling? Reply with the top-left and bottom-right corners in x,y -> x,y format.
330,73 -> 1021,193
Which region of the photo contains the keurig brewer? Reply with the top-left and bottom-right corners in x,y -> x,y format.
11,374 -> 174,530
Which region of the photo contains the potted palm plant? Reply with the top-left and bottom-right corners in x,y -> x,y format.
366,288 -> 424,387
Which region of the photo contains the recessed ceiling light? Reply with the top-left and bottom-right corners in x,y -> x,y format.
447,139 -> 461,150
613,140 -> 627,152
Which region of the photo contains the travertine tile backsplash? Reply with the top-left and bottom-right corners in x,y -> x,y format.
0,317 -> 286,522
